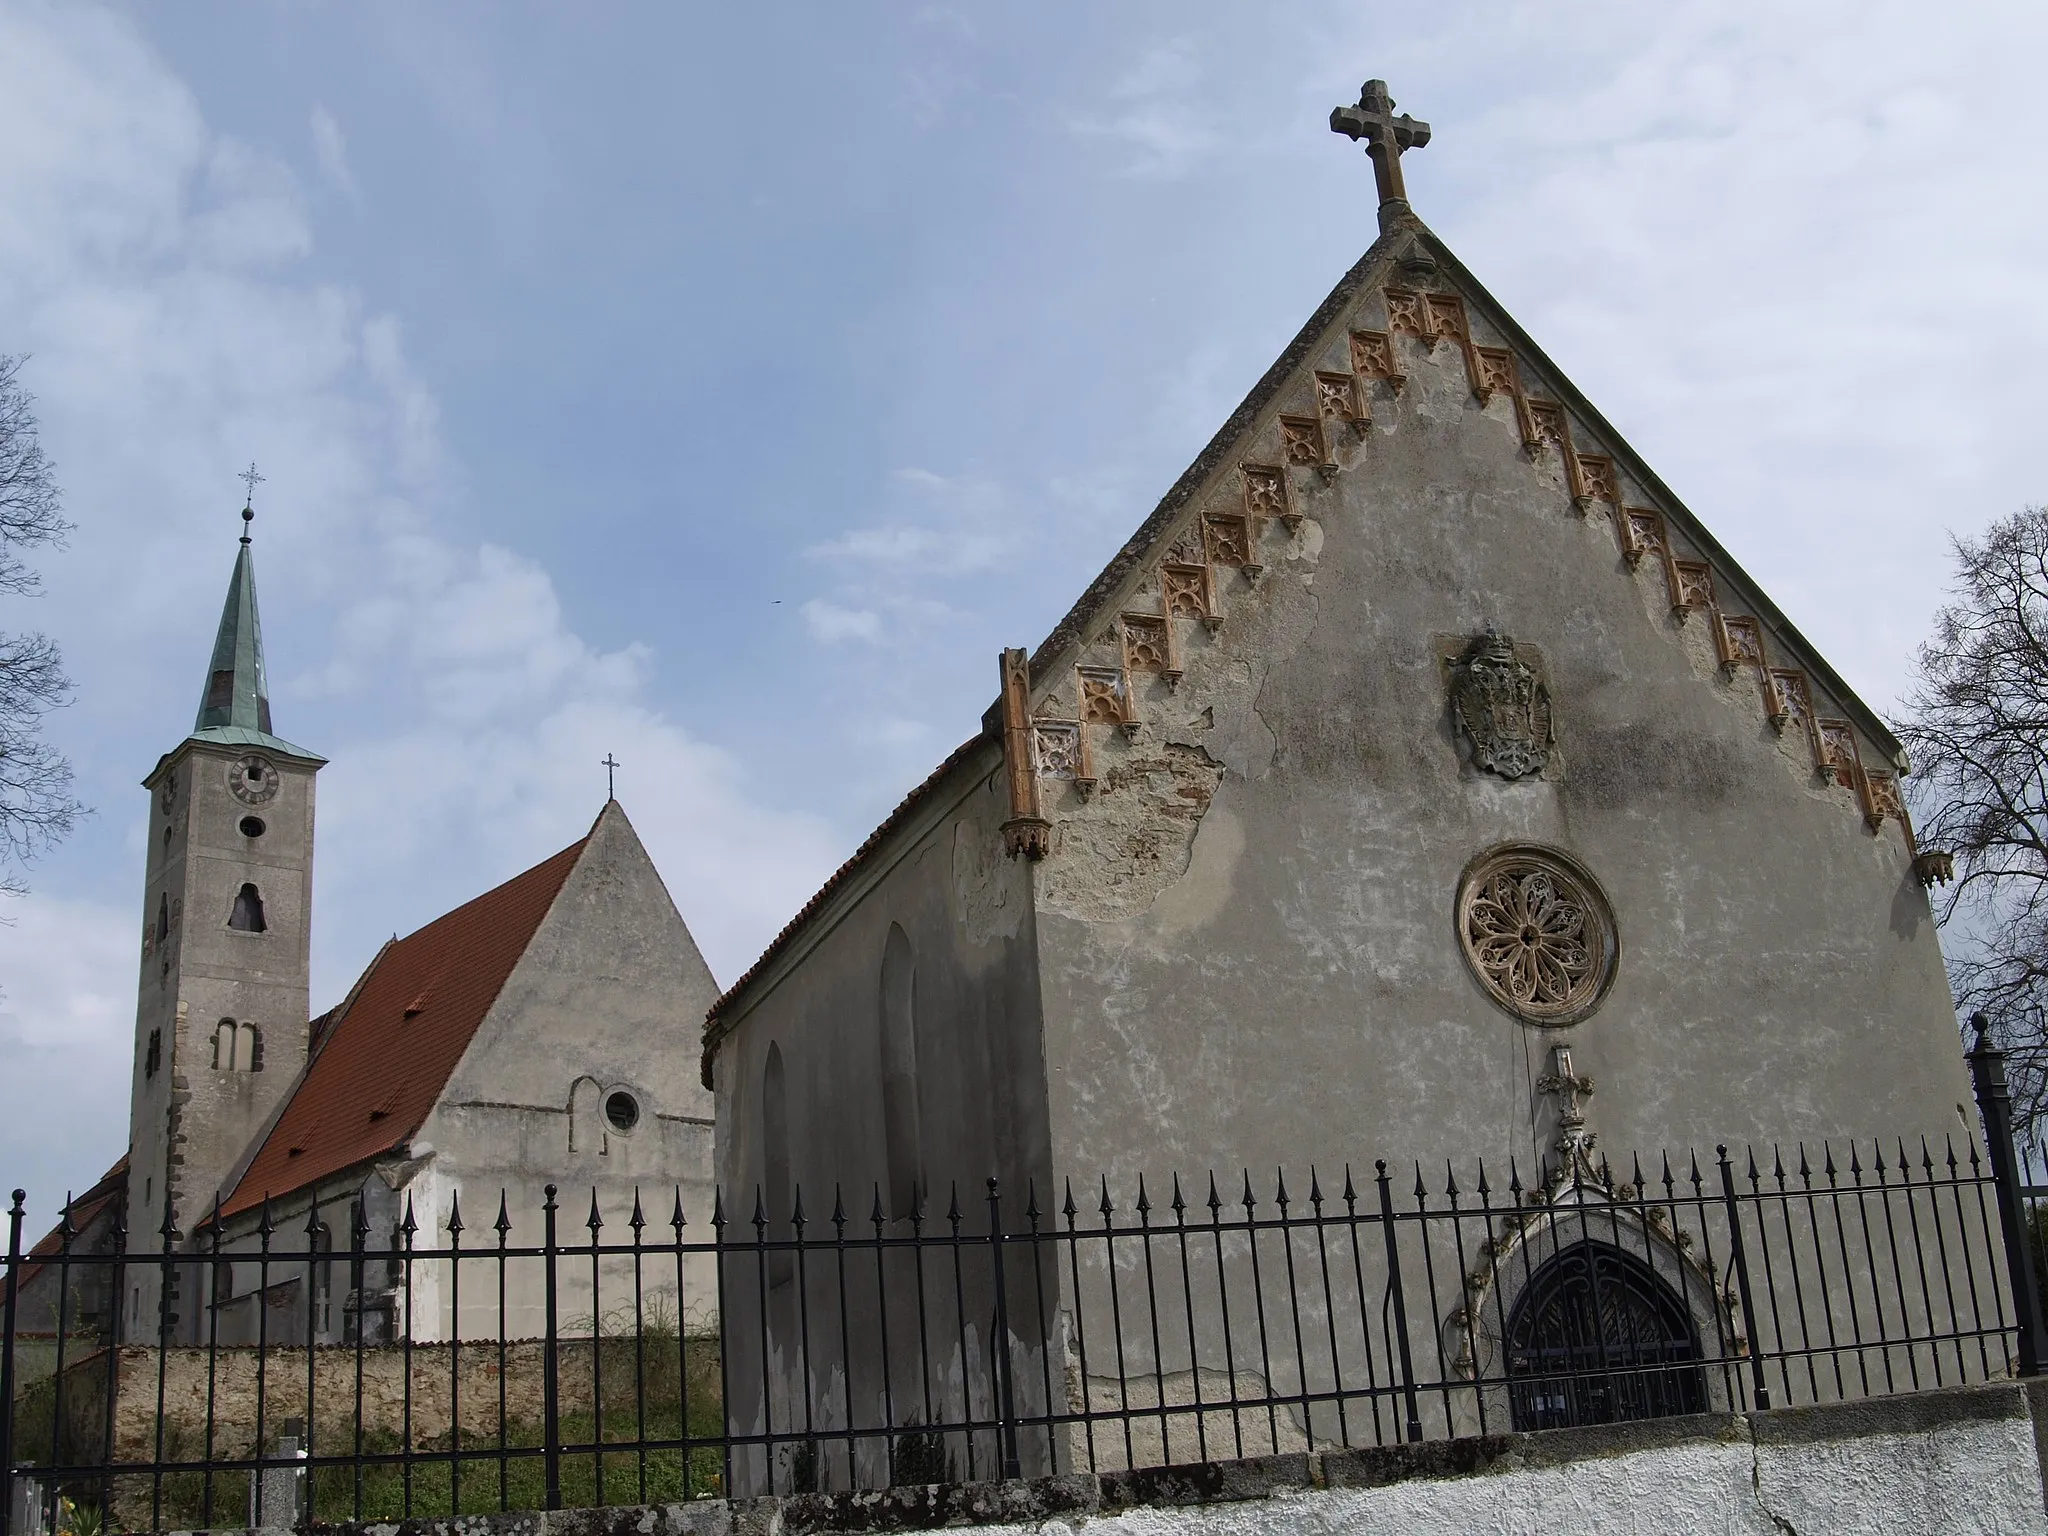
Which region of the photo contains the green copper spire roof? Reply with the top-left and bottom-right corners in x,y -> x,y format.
183,507 -> 324,764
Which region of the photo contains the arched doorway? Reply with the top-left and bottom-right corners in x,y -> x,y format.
1505,1240 -> 1707,1431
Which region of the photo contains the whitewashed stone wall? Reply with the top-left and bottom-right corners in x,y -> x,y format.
209,1382 -> 2048,1536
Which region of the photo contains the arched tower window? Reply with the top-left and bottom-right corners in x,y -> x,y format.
228,883 -> 267,933
212,1019 -> 263,1072
763,1043 -> 792,1286
879,924 -> 921,1220
1505,1241 -> 1706,1431
155,893 -> 169,944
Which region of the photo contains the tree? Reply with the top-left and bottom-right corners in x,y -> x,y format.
1896,506 -> 2048,1132
0,354 -> 80,895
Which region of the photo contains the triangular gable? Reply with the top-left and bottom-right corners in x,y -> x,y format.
217,834 -> 589,1220
706,211 -> 1918,1038
1012,212 -> 1910,839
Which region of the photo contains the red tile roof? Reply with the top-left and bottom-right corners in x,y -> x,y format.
217,835 -> 588,1221
19,1154 -> 128,1287
700,732 -> 992,1083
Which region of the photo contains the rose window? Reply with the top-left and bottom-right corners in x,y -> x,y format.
1456,845 -> 1617,1026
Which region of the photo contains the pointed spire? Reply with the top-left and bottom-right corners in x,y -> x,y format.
196,525 -> 273,736
181,490 -> 324,763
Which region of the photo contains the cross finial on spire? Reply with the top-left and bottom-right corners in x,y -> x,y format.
1330,79 -> 1431,208
602,753 -> 621,801
237,462 -> 265,544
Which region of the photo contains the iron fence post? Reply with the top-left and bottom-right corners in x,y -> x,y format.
543,1183 -> 563,1509
1716,1146 -> 1773,1410
1969,1014 -> 2047,1376
986,1179 -> 1019,1480
1,1190 -> 24,1536
1374,1162 -> 1423,1442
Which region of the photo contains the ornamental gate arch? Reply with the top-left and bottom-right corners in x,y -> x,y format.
1503,1239 -> 1707,1430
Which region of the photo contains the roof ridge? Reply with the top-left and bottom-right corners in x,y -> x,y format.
214,832 -> 592,1222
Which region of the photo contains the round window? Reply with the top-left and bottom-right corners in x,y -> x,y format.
1455,843 -> 1618,1026
239,816 -> 266,838
604,1090 -> 641,1133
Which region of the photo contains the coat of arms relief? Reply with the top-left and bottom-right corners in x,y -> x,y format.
1449,629 -> 1553,780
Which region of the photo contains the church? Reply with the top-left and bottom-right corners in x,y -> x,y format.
32,503 -> 723,1347
699,83 -> 1974,1482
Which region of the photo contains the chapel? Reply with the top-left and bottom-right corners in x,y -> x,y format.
700,85 -> 1974,1476
26,505 -> 722,1346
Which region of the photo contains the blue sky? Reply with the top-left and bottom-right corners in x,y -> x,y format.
2,1 -> 2044,1206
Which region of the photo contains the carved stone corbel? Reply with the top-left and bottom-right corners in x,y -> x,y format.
997,648 -> 1051,860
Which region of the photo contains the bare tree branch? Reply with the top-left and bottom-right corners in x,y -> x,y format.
1896,506 -> 2048,1139
0,355 -> 81,897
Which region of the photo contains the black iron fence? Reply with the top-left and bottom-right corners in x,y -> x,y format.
5,1020 -> 2046,1531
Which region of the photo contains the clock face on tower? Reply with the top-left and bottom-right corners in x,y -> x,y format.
228,754 -> 280,806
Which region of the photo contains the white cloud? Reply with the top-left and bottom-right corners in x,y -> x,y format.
309,105 -> 359,202
802,599 -> 882,643
1062,38 -> 1219,180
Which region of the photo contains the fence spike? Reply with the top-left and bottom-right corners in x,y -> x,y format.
1241,1169 -> 1258,1214
1098,1175 -> 1115,1218
792,1185 -> 808,1233
1027,1179 -> 1044,1228
1310,1166 -> 1326,1210
1206,1173 -> 1224,1216
57,1192 -> 75,1241
751,1187 -> 768,1236
400,1193 -> 418,1239
871,1185 -> 888,1230
672,1187 -> 688,1233
496,1191 -> 513,1237
946,1181 -> 963,1229
1413,1161 -> 1428,1202
630,1189 -> 646,1235
1920,1137 -> 1936,1175
1474,1159 -> 1490,1200
1136,1174 -> 1153,1217
587,1188 -> 604,1235
1797,1143 -> 1813,1184
832,1185 -> 848,1231
1771,1146 -> 1786,1184
1824,1142 -> 1839,1181
1442,1161 -> 1459,1201
1274,1169 -> 1290,1213
447,1189 -> 465,1235
1746,1147 -> 1761,1185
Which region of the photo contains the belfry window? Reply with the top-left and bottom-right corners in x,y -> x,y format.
212,1019 -> 263,1072
144,1028 -> 161,1080
229,883 -> 267,933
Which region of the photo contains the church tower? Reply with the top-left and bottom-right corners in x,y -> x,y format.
125,502 -> 323,1295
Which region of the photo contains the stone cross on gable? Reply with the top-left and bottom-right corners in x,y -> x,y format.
1535,1044 -> 1595,1159
1329,79 -> 1432,206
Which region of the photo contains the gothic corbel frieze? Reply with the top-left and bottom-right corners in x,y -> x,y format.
1203,513 -> 1261,582
1316,371 -> 1370,439
1618,507 -> 1666,567
1575,454 -> 1621,511
1078,663 -> 1139,738
1765,669 -> 1813,734
1814,718 -> 1861,790
1384,286 -> 1429,339
1665,558 -> 1715,619
1350,329 -> 1405,392
1240,462 -> 1296,532
1714,613 -> 1767,677
1120,611 -> 1179,691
